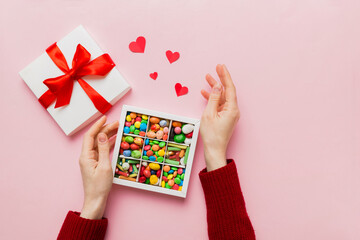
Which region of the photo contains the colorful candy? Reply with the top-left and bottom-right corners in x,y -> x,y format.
169,122 -> 194,144
115,158 -> 140,182
147,117 -> 169,141
161,165 -> 184,191
142,139 -> 166,163
124,112 -> 148,136
120,136 -> 143,159
139,163 -> 162,185
165,143 -> 188,166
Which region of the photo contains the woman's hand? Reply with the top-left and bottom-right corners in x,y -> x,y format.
79,116 -> 119,219
200,64 -> 240,171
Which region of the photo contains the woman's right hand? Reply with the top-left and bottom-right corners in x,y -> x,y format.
200,64 -> 240,171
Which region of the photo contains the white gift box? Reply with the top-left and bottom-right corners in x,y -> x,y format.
19,25 -> 131,135
112,105 -> 200,198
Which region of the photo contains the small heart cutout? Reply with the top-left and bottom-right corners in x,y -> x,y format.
129,36 -> 146,53
150,72 -> 158,80
175,83 -> 188,97
166,50 -> 180,64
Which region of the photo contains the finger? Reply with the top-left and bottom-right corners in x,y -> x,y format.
216,64 -> 237,103
204,84 -> 223,116
205,74 -> 218,88
100,121 -> 119,136
97,132 -> 110,165
201,89 -> 210,100
82,116 -> 107,152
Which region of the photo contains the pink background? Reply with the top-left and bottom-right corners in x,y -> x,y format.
1,0 -> 360,239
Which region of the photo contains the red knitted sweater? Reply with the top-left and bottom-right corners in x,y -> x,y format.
57,160 -> 255,239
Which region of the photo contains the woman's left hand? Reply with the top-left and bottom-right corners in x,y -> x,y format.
79,116 -> 119,220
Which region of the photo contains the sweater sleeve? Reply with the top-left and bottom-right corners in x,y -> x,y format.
57,211 -> 108,240
199,159 -> 256,240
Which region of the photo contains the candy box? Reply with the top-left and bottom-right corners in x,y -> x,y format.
19,25 -> 131,136
111,105 -> 200,198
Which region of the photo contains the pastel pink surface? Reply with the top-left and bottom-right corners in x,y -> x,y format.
1,1 -> 360,240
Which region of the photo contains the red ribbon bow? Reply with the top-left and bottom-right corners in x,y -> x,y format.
38,43 -> 115,114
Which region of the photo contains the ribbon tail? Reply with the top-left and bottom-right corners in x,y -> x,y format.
77,79 -> 112,114
38,89 -> 56,109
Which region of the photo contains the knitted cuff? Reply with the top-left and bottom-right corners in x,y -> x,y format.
57,211 -> 108,240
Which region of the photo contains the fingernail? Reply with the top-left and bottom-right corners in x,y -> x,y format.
98,133 -> 107,143
212,84 -> 222,94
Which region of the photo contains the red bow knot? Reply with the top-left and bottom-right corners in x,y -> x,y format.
38,43 -> 115,114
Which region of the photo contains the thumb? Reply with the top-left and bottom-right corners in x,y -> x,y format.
205,84 -> 222,115
97,132 -> 110,164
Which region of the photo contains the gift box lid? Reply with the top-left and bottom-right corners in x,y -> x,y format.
19,25 -> 131,136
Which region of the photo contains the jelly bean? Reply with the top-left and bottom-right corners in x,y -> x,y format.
150,117 -> 160,124
178,168 -> 183,175
143,169 -> 151,178
185,132 -> 193,138
163,172 -> 168,177
145,178 -> 150,184
145,139 -> 150,145
157,169 -> 161,177
125,136 -> 134,143
169,170 -> 174,174
179,149 -> 185,158
167,174 -> 173,180
173,171 -> 177,177
174,127 -> 182,134
161,181 -> 166,188
131,150 -> 141,158
123,150 -> 131,157
124,126 -> 130,134
129,125 -> 135,133
150,175 -> 158,185
130,143 -> 140,150
139,176 -> 146,183
121,142 -> 130,150
174,133 -> 185,143
149,163 -> 160,170
172,121 -> 182,127
139,132 -> 146,137
181,173 -> 185,180
162,176 -> 168,182
181,124 -> 194,134
164,165 -> 170,172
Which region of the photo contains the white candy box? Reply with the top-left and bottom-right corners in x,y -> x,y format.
19,25 -> 131,136
112,105 -> 200,198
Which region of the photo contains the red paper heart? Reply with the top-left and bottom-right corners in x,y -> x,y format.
129,36 -> 146,53
175,83 -> 188,97
150,72 -> 158,80
166,50 -> 180,64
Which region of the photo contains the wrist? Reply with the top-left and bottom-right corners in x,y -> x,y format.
80,195 -> 108,220
204,147 -> 227,172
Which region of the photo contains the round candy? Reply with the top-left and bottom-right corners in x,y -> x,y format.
184,138 -> 192,145
163,127 -> 169,134
126,115 -> 132,122
159,120 -> 168,127
152,145 -> 160,151
174,127 -> 182,134
124,126 -> 130,134
174,177 -> 181,184
164,165 -> 170,172
122,162 -> 130,171
142,115 -> 148,120
158,149 -> 165,157
139,176 -> 146,183
147,131 -> 156,138
146,150 -> 154,156
172,121 -> 182,127
149,163 -> 160,170
149,156 -> 156,161
135,117 -> 142,122
142,161 -> 148,167
174,133 -> 186,143
134,129 -> 140,135
157,157 -> 164,163
150,175 -> 158,185
168,179 -> 174,187
125,122 -> 131,127
173,184 -> 179,190
182,124 -> 194,134
159,142 -> 166,148
178,168 -> 183,175
129,125 -> 135,133
134,138 -> 143,146
156,170 -> 161,177
140,123 -> 147,132
134,121 -> 141,128
130,143 -> 139,150
130,112 -> 137,118
144,145 -> 151,151
156,130 -> 164,140
185,132 -> 193,138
